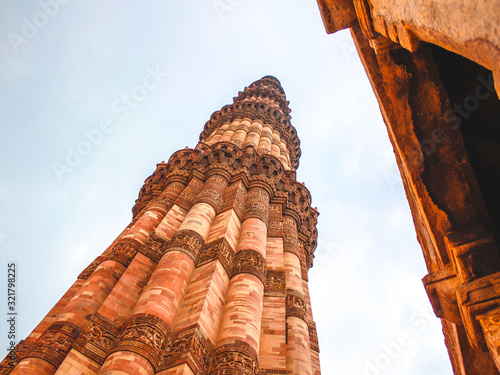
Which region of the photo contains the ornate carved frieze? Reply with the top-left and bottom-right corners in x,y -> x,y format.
283,178 -> 319,254
176,178 -> 204,211
265,270 -> 286,296
132,144 -> 316,217
197,237 -> 235,276
26,322 -> 81,368
138,234 -> 167,263
286,289 -> 308,322
195,175 -> 228,212
110,313 -> 170,369
267,220 -> 283,238
147,180 -> 185,214
78,255 -> 105,280
255,155 -> 283,184
132,162 -> 180,217
148,197 -> 173,215
131,144 -> 319,268
308,320 -> 320,352
106,240 -> 139,267
243,187 -> 270,224
159,325 -> 213,374
73,313 -> 121,364
302,227 -> 318,270
165,229 -> 205,262
231,249 -> 266,284
210,340 -> 259,375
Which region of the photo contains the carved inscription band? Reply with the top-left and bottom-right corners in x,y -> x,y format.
73,313 -> 121,365
195,175 -> 229,212
231,249 -> 266,285
105,240 -> 140,267
308,320 -> 320,352
265,269 -> 286,295
197,237 -> 235,276
286,289 -> 308,322
26,322 -> 81,368
109,313 -> 170,369
210,340 -> 259,375
165,229 -> 205,263
138,234 -> 167,263
159,325 -> 213,374
243,187 -> 270,224
78,255 -> 105,280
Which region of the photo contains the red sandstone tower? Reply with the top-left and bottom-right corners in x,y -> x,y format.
2,76 -> 320,375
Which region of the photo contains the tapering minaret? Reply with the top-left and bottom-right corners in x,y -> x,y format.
2,76 -> 320,375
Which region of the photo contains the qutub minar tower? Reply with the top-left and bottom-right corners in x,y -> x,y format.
2,76 -> 321,375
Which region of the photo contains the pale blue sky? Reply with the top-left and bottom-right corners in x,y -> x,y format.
1,1 -> 452,374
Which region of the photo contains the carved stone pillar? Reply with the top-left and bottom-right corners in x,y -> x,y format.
230,119 -> 248,147
257,125 -> 273,155
243,120 -> 262,149
220,123 -> 236,143
270,130 -> 281,159
210,186 -> 269,375
283,214 -> 312,375
97,174 -> 228,374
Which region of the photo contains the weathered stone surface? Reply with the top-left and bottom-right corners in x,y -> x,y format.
316,1 -> 500,371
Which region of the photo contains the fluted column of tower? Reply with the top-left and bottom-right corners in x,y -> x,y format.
1,76 -> 320,375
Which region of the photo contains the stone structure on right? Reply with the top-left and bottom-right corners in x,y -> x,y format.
316,0 -> 500,373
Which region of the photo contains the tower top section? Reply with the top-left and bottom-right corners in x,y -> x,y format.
199,76 -> 301,170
